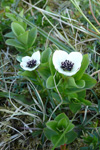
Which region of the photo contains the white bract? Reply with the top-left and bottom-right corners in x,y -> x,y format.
53,50 -> 83,76
20,51 -> 40,71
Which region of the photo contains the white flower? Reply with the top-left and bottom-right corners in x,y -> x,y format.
20,51 -> 40,71
53,50 -> 83,76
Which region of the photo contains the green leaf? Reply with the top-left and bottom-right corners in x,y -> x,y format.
18,9 -> 24,22
18,71 -> 39,85
65,88 -> 81,94
18,70 -> 37,79
6,39 -> 25,50
4,32 -> 15,38
58,118 -> 68,129
65,130 -> 77,144
51,134 -> 66,147
69,102 -> 81,113
0,91 -> 33,105
65,74 -> 96,93
74,54 -> 89,80
68,93 -> 78,100
16,21 -> 27,30
55,113 -> 69,123
16,55 -> 22,62
11,22 -> 25,37
49,55 -> 56,75
46,75 -> 55,89
66,123 -> 74,132
51,123 -> 74,147
44,128 -> 58,140
80,98 -> 92,106
28,27 -> 37,47
46,121 -> 58,132
51,92 -> 61,103
67,77 -> 85,89
38,63 -> 51,80
81,73 -> 97,88
51,115 -> 75,150
6,13 -> 16,21
41,48 -> 52,63
17,31 -> 29,45
77,90 -> 86,99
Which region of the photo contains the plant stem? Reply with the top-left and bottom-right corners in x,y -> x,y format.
60,144 -> 67,150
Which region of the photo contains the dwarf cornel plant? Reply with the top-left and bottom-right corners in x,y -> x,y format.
5,10 -> 97,150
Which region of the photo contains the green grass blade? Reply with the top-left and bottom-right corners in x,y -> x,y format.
11,11 -> 73,53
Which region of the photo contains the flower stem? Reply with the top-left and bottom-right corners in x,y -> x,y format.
60,144 -> 67,150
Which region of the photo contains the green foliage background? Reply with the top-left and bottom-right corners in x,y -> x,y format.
0,0 -> 100,150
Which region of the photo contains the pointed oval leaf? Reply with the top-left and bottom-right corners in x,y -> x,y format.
49,55 -> 56,75
18,9 -> 24,22
66,123 -> 74,133
17,31 -> 29,45
15,21 -> 27,30
0,91 -> 33,105
6,39 -> 25,49
38,63 -> 51,80
46,75 -> 55,89
4,32 -> 15,38
55,113 -> 69,122
69,102 -> 81,113
41,48 -> 52,63
81,73 -> 97,88
28,27 -> 37,47
46,121 -> 58,132
6,13 -> 16,21
80,98 -> 92,106
18,70 -> 37,79
67,77 -> 85,89
77,90 -> 86,99
51,134 -> 66,147
11,22 -> 25,37
44,128 -> 58,140
65,131 -> 77,144
51,123 -> 75,149
74,54 -> 89,80
58,118 -> 68,129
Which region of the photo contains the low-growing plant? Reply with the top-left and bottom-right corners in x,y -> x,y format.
1,0 -> 100,149
4,10 -> 97,149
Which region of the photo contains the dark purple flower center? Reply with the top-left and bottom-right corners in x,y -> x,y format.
26,59 -> 37,68
61,60 -> 74,71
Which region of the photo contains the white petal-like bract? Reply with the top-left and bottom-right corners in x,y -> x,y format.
20,51 -> 40,71
53,50 -> 83,76
32,51 -> 40,66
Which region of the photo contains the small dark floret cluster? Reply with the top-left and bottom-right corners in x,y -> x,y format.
26,59 -> 37,68
61,60 -> 74,71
